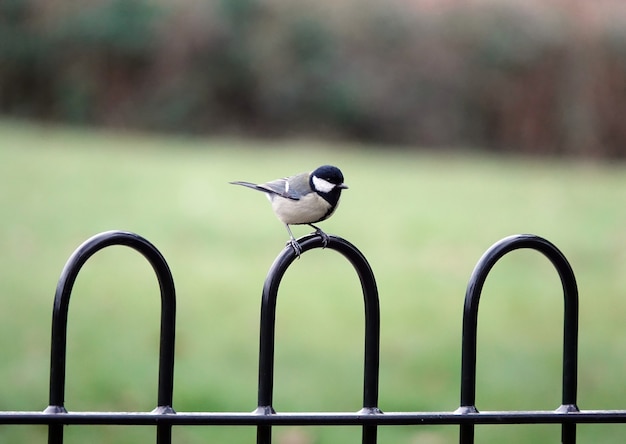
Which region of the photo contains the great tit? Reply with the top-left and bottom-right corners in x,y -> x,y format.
230,165 -> 348,255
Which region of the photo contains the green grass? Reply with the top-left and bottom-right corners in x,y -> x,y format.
0,119 -> 625,443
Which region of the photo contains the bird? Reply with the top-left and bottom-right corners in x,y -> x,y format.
230,165 -> 348,256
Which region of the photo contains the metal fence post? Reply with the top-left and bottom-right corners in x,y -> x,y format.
44,231 -> 176,444
256,233 -> 381,444
457,234 -> 579,444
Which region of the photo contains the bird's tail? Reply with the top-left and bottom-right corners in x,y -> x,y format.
229,181 -> 267,192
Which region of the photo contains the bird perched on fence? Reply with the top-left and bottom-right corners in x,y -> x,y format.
230,165 -> 348,256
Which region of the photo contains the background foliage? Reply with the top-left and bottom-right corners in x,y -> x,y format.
1,0 -> 626,157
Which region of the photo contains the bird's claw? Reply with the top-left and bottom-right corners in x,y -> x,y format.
287,238 -> 302,259
313,228 -> 330,248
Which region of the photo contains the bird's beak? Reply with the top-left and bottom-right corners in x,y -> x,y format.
338,183 -> 349,189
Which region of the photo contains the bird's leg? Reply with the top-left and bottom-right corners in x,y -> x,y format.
284,224 -> 302,258
308,224 -> 330,248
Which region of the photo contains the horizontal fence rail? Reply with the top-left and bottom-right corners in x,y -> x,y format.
3,410 -> 626,426
0,230 -> 624,443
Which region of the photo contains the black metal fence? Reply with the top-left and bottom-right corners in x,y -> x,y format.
1,230 -> 625,443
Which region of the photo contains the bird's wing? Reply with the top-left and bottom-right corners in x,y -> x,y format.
258,177 -> 301,200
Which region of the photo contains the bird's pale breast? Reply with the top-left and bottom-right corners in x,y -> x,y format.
271,193 -> 333,225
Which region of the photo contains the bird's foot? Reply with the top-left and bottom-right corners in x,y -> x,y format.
286,238 -> 302,258
309,225 -> 330,248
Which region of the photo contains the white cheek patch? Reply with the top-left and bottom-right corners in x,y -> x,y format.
312,175 -> 336,193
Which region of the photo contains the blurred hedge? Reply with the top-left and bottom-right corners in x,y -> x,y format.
1,0 -> 625,157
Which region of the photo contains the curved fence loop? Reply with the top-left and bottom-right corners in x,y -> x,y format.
256,233 -> 381,444
457,234 -> 579,444
3,229 -> 619,443
45,231 -> 176,444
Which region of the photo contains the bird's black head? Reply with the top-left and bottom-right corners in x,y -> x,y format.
310,165 -> 348,200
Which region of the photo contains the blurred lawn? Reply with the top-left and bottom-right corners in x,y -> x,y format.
0,119 -> 625,443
